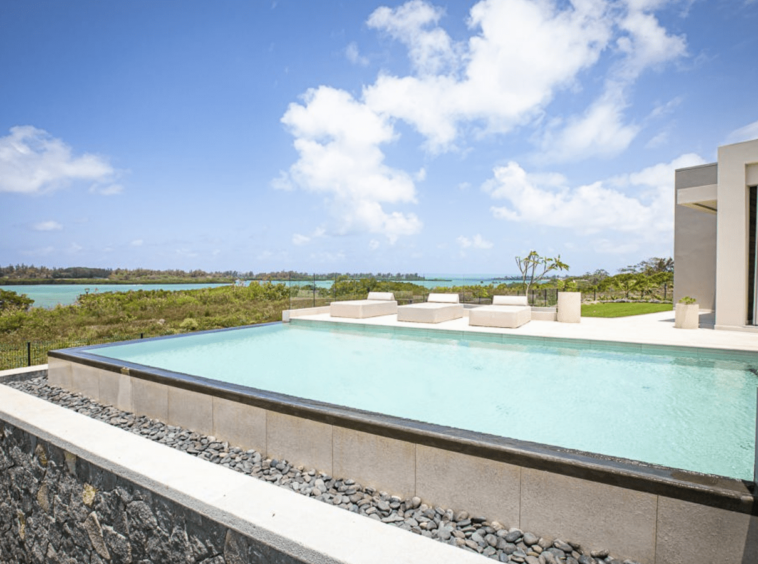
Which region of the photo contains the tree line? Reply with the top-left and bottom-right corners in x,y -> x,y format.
0,265 -> 428,283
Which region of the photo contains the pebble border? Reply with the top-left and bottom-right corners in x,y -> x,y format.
5,377 -> 641,564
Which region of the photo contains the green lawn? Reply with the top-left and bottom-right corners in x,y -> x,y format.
581,302 -> 673,318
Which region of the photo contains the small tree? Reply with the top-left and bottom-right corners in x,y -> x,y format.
634,274 -> 654,299
515,251 -> 569,297
609,273 -> 638,299
0,289 -> 34,311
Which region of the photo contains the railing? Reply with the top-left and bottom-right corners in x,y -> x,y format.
284,277 -> 674,311
0,334 -> 148,371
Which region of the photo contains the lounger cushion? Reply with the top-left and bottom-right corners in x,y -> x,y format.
330,298 -> 398,319
367,292 -> 395,301
397,303 -> 464,324
493,295 -> 528,306
427,293 -> 460,304
469,304 -> 531,329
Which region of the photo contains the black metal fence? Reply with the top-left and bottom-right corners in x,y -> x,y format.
285,283 -> 673,311
0,334 -> 147,371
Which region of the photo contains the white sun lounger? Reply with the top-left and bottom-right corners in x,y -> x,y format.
468,295 -> 531,329
397,293 -> 464,324
329,291 -> 398,319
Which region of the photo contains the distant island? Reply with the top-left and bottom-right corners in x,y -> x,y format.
0,265 -> 433,285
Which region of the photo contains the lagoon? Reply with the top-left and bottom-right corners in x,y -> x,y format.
0,283 -> 229,309
4,275 -> 517,308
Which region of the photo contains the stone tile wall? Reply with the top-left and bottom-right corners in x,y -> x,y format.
0,420 -> 307,564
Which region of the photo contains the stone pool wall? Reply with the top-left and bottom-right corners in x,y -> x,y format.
0,419 -> 306,564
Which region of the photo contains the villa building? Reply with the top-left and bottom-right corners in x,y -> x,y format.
674,137 -> 758,330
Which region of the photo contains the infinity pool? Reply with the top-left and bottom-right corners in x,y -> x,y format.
87,323 -> 758,480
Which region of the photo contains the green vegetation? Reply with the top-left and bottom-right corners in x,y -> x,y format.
0,282 -> 289,346
679,296 -> 697,304
0,264 -> 430,285
581,302 -> 674,318
0,264 -> 243,284
564,257 -> 674,302
0,289 -> 34,312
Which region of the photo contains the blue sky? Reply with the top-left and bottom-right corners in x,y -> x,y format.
1,0 -> 757,276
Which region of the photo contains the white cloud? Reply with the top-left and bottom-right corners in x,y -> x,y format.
21,246 -> 55,257
309,250 -> 346,263
271,170 -> 294,191
615,4 -> 687,80
91,183 -> 123,196
67,242 -> 83,254
368,0 -> 458,76
280,0 -> 693,242
593,238 -> 639,254
280,86 -> 422,243
536,1 -> 687,162
0,126 -> 121,194
32,220 -> 62,231
725,118 -> 758,145
536,89 -> 641,163
345,42 -> 369,66
130,239 -> 143,247
369,239 -> 380,250
457,234 -> 493,249
645,130 -> 669,149
292,227 -> 325,246
364,0 -> 613,151
485,153 -> 706,239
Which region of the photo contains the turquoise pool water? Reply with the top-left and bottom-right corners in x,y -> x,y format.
88,323 -> 758,480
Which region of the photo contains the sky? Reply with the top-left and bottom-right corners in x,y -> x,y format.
1,0 -> 757,276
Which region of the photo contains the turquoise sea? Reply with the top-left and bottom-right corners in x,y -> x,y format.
2,274 -> 517,308
0,283 -> 228,309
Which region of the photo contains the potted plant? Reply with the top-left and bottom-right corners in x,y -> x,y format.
557,280 -> 581,323
675,296 -> 699,329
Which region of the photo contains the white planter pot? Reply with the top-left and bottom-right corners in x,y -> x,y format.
557,292 -> 581,323
674,303 -> 699,329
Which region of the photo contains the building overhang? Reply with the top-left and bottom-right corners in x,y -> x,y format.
677,184 -> 718,214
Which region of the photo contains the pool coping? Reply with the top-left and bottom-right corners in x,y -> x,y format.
47,321 -> 758,517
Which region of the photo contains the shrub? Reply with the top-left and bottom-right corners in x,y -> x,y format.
179,318 -> 199,331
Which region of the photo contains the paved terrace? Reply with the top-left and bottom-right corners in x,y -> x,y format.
289,309 -> 758,353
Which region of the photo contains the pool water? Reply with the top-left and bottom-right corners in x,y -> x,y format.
88,323 -> 758,480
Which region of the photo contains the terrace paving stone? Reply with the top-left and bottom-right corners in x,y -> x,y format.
291,309 -> 758,353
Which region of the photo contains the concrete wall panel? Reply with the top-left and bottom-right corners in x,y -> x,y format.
333,427 -> 415,498
656,496 -> 758,564
168,386 -> 213,436
520,468 -> 658,564
98,371 -> 133,412
212,396 -> 267,454
47,357 -> 72,389
266,411 -> 333,474
69,363 -> 102,402
415,445 -> 521,527
132,378 -> 169,421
